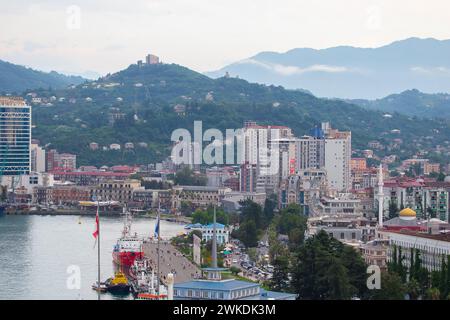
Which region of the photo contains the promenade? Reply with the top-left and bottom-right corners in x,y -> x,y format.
143,240 -> 201,284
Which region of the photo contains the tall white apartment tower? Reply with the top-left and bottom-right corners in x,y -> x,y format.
323,123 -> 351,192
241,121 -> 293,195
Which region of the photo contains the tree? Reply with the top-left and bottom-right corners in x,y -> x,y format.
237,220 -> 258,248
370,272 -> 405,300
291,230 -> 367,300
0,185 -> 7,202
270,253 -> 291,292
388,200 -> 398,219
426,287 -> 441,300
230,266 -> 240,276
191,207 -> 229,225
263,194 -> 277,223
174,167 -> 207,186
180,201 -> 193,216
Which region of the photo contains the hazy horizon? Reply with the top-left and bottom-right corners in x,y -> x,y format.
1,1 -> 450,77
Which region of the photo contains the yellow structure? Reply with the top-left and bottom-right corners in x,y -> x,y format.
399,208 -> 416,218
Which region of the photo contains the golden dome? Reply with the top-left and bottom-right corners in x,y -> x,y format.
399,208 -> 416,217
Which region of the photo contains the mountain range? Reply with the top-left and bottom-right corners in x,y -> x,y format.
206,38 -> 450,99
0,60 -> 86,93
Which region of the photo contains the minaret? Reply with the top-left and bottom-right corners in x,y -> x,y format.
378,164 -> 384,227
167,273 -> 174,300
212,206 -> 218,268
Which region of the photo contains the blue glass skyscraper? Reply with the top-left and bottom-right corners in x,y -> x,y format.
0,97 -> 31,176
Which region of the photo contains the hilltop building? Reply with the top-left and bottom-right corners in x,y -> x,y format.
146,54 -> 160,65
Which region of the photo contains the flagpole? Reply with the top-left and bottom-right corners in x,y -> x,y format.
157,200 -> 161,294
97,199 -> 101,301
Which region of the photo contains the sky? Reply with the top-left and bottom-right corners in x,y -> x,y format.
1,0 -> 450,78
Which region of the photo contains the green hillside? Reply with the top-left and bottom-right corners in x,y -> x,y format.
28,63 -> 450,166
0,60 -> 86,93
350,89 -> 450,119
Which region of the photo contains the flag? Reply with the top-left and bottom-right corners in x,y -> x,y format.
93,207 -> 99,239
154,212 -> 160,239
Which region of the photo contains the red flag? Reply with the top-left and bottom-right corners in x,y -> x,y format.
92,208 -> 99,239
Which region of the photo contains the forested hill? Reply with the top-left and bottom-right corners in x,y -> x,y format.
0,59 -> 86,93
350,89 -> 450,119
28,62 -> 450,166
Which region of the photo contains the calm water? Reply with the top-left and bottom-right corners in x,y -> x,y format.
0,214 -> 186,300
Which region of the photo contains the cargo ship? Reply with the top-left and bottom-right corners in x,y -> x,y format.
112,209 -> 144,267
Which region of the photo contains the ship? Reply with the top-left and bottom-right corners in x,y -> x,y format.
112,209 -> 144,267
129,261 -> 169,300
105,271 -> 131,295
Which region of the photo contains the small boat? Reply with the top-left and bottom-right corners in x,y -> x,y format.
91,281 -> 107,293
105,272 -> 131,295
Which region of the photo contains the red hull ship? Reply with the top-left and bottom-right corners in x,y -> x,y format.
113,209 -> 144,267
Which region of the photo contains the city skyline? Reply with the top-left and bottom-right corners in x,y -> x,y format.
2,0 -> 450,77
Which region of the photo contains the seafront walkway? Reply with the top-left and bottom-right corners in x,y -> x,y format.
143,240 -> 201,284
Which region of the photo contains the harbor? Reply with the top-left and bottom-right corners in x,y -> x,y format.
0,214 -> 186,300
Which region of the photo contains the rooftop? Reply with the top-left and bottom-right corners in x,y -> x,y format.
174,279 -> 260,291
384,229 -> 450,243
0,97 -> 27,106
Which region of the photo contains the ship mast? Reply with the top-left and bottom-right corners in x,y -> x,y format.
97,199 -> 101,300
156,200 -> 161,294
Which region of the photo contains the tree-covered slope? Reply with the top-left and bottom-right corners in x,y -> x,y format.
0,60 -> 86,93
29,63 -> 450,166
350,89 -> 450,119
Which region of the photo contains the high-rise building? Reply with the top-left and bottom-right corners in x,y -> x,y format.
0,97 -> 31,176
239,162 -> 257,192
241,121 -> 293,194
58,153 -> 77,171
294,135 -> 325,171
46,149 -> 58,172
323,122 -> 351,192
31,143 -> 46,173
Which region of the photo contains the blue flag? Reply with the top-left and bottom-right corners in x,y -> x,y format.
154,212 -> 160,239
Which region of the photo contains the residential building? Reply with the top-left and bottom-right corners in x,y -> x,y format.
294,135 -> 325,171
172,186 -> 232,209
323,122 -> 352,192
92,179 -> 142,203
31,143 -> 46,173
58,153 -> 77,170
312,193 -> 362,217
52,171 -> 131,186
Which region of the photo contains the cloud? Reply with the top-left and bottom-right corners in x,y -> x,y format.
237,59 -> 350,76
410,66 -> 450,75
